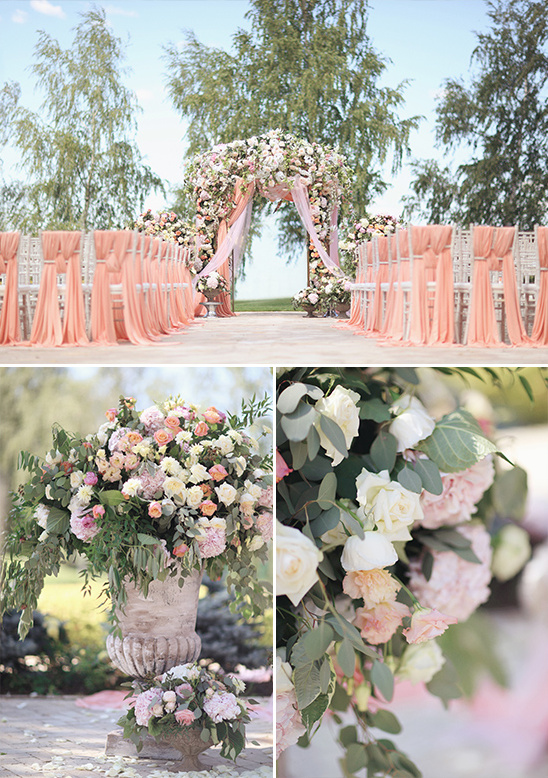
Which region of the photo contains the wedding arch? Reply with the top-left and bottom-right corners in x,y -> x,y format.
186,129 -> 351,316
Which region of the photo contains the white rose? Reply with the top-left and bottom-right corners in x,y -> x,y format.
34,504 -> 50,530
492,524 -> 531,582
215,435 -> 234,455
186,485 -> 204,509
121,478 -> 141,498
389,395 -> 435,452
189,463 -> 210,484
356,469 -> 423,542
215,483 -> 237,506
396,640 -> 445,684
151,703 -> 164,717
233,456 -> 247,476
276,655 -> 295,694
70,470 -> 84,488
314,385 -> 361,466
160,457 -> 184,476
163,477 -> 187,500
341,531 -> 398,572
244,481 -> 262,500
276,521 -> 323,606
248,535 -> 265,551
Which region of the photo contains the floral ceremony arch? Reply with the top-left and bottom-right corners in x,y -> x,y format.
185,129 -> 351,316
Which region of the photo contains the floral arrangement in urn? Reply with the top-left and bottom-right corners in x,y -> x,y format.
196,271 -> 230,298
118,661 -> 252,762
276,366 -> 529,776
2,394 -> 273,638
292,287 -> 322,315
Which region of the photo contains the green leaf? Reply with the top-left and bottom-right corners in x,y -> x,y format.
311,505 -> 341,538
299,622 -> 335,662
100,490 -> 127,506
345,742 -> 368,773
339,725 -> 358,747
290,439 -> 308,470
318,472 -> 337,509
370,430 -> 397,472
281,401 -> 317,442
394,367 -> 419,385
319,414 -> 348,458
371,709 -> 402,734
277,382 -> 309,414
371,660 -> 394,701
341,510 -> 365,539
426,659 -> 462,707
337,639 -> 356,677
418,409 -> 498,472
325,614 -> 378,659
294,661 -> 322,709
307,424 -> 321,461
359,398 -> 392,422
319,657 -> 332,693
518,373 -> 534,402
45,506 -> 70,535
397,466 -> 422,493
413,457 -> 443,495
137,533 -> 158,545
492,466 -> 528,521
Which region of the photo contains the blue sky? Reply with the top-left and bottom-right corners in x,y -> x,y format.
0,0 -> 489,298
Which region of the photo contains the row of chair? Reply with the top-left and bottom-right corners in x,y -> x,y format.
344,225 -> 547,347
0,230 -> 195,347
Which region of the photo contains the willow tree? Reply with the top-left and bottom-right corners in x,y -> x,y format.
404,0 -> 548,228
165,0 -> 419,253
5,8 -> 163,232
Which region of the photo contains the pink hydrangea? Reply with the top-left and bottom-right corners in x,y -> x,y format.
138,469 -> 166,500
108,427 -> 132,453
196,527 -> 227,559
408,523 -> 493,621
203,691 -> 240,723
258,486 -> 273,509
133,687 -> 164,726
419,456 -> 495,529
276,689 -> 306,759
140,406 -> 166,434
256,511 -> 273,542
70,509 -> 100,542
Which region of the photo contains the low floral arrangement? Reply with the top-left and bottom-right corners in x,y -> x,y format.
276,366 -> 530,776
339,213 -> 401,277
118,661 -> 252,761
196,272 -> 230,298
292,287 -> 322,313
2,395 -> 273,638
185,129 -> 351,279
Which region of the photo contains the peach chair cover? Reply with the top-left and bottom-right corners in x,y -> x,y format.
147,238 -> 166,335
408,226 -> 432,345
30,231 -> 66,346
494,227 -> 532,346
467,225 -> 503,346
136,236 -> 158,339
115,230 -> 158,346
382,229 -> 410,343
0,231 -> 21,344
91,231 -> 118,344
531,226 -> 548,345
427,225 -> 454,345
365,236 -> 389,334
169,244 -> 191,328
380,233 -> 401,338
59,231 -> 88,346
338,244 -> 365,329
157,241 -> 173,333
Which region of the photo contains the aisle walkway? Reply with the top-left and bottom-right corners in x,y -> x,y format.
0,312 -> 546,365
0,695 -> 272,777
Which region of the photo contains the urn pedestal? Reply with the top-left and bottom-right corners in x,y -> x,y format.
106,568 -> 203,679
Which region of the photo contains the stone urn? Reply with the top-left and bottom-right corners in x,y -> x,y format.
302,304 -> 318,318
156,728 -> 213,770
106,568 -> 203,678
335,302 -> 351,318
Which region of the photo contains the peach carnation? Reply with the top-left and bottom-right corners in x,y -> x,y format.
354,600 -> 409,645
419,456 -> 495,529
343,569 -> 401,608
403,607 -> 457,644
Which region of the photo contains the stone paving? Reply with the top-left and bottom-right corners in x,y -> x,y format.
0,696 -> 272,778
1,312 -> 546,365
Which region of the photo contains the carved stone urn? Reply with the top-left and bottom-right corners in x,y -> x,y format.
156,728 -> 213,771
106,568 -> 203,678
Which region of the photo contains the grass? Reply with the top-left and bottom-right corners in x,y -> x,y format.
234,297 -> 293,311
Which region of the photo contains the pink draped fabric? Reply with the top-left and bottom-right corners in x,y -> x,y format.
495,227 -> 532,346
338,243 -> 366,329
91,231 -> 118,345
408,226 -> 431,345
59,231 -> 88,346
427,225 -> 454,345
467,226 -> 503,346
380,233 -> 399,337
365,236 -> 389,334
0,231 -> 21,345
29,231 -> 66,346
531,226 -> 548,345
291,178 -> 341,274
382,229 -> 410,343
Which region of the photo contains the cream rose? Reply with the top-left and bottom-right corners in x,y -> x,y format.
314,385 -> 360,466
356,469 -> 423,542
396,640 -> 445,684
491,524 -> 531,582
188,463 -> 210,484
186,485 -> 205,509
215,483 -> 238,506
389,395 -> 435,452
276,521 -> 323,606
341,531 -> 398,572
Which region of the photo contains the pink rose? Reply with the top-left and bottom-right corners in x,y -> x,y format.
148,501 -> 162,519
92,505 -> 105,519
194,421 -> 209,437
202,407 -> 223,424
199,500 -> 217,516
84,472 -> 98,486
173,543 -> 189,557
175,708 -> 195,726
208,464 -> 228,482
154,429 -> 174,447
105,408 -> 117,422
403,608 -> 458,644
165,415 -> 181,431
276,450 -> 292,482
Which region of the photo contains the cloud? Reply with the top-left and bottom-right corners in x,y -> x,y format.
30,0 -> 66,19
12,9 -> 29,23
104,4 -> 138,18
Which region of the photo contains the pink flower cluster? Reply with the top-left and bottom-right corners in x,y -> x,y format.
139,407 -> 166,434
419,456 -> 495,529
276,689 -> 306,759
133,687 -> 163,726
69,509 -> 100,542
196,526 -> 227,558
137,469 -> 166,500
256,511 -> 273,543
408,523 -> 493,621
203,691 -> 241,723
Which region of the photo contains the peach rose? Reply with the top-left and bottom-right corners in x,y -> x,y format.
199,500 -> 217,516
173,543 -> 189,557
175,708 -> 195,726
165,415 -> 181,431
92,505 -> 105,519
209,464 -> 228,482
195,421 -> 209,437
203,407 -> 222,424
105,408 -> 117,422
402,607 -> 457,644
126,431 -> 143,445
148,501 -> 163,519
154,429 -> 174,446
201,484 -> 213,497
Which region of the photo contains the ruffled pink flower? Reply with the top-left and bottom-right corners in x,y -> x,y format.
137,470 -> 166,500
196,528 -> 226,559
108,428 -> 133,453
354,600 -> 409,645
256,511 -> 273,542
419,456 -> 495,529
276,450 -> 292,482
408,523 -> 493,621
133,688 -> 164,726
140,406 -> 166,434
84,472 -> 98,485
175,708 -> 195,726
203,691 -> 240,722
70,509 -> 100,542
402,607 -> 458,644
258,485 -> 273,508
276,689 -> 305,759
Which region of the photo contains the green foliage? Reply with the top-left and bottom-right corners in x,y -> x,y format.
3,8 -> 163,232
405,0 -> 548,227
165,0 -> 419,254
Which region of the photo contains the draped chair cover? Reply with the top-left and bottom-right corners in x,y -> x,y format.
115,231 -> 153,345
408,226 -> 432,345
147,238 -> 167,335
381,229 -> 410,343
167,243 -> 186,329
339,243 -> 366,329
494,226 -> 532,346
91,231 -> 118,345
0,231 -> 21,345
365,236 -> 389,335
59,231 -> 88,346
531,226 -> 548,345
467,226 -> 503,346
380,233 -> 400,338
427,225 -> 454,345
136,236 -> 158,339
29,231 -> 67,347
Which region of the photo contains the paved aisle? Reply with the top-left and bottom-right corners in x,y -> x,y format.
0,313 -> 546,365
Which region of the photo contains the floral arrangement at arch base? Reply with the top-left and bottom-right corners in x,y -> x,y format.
196,271 -> 230,299
275,367 -> 529,777
2,394 -> 273,639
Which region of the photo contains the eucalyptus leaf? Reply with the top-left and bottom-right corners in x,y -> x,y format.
337,639 -> 356,677
413,457 -> 443,495
290,439 -> 308,471
319,414 -> 348,458
397,467 -> 422,494
277,382 -> 309,414
311,505 -> 341,538
371,660 -> 394,701
299,622 -> 335,661
418,410 -> 499,472
358,398 -> 392,422
307,424 -> 321,461
281,401 -> 317,442
370,430 -> 397,472
318,472 -> 337,509
345,742 -> 369,773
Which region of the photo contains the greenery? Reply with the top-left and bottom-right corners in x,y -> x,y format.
234,298 -> 293,312
1,8 -> 163,232
165,0 -> 419,255
404,0 -> 548,228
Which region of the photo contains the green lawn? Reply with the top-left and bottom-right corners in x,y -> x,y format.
234,297 -> 292,311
